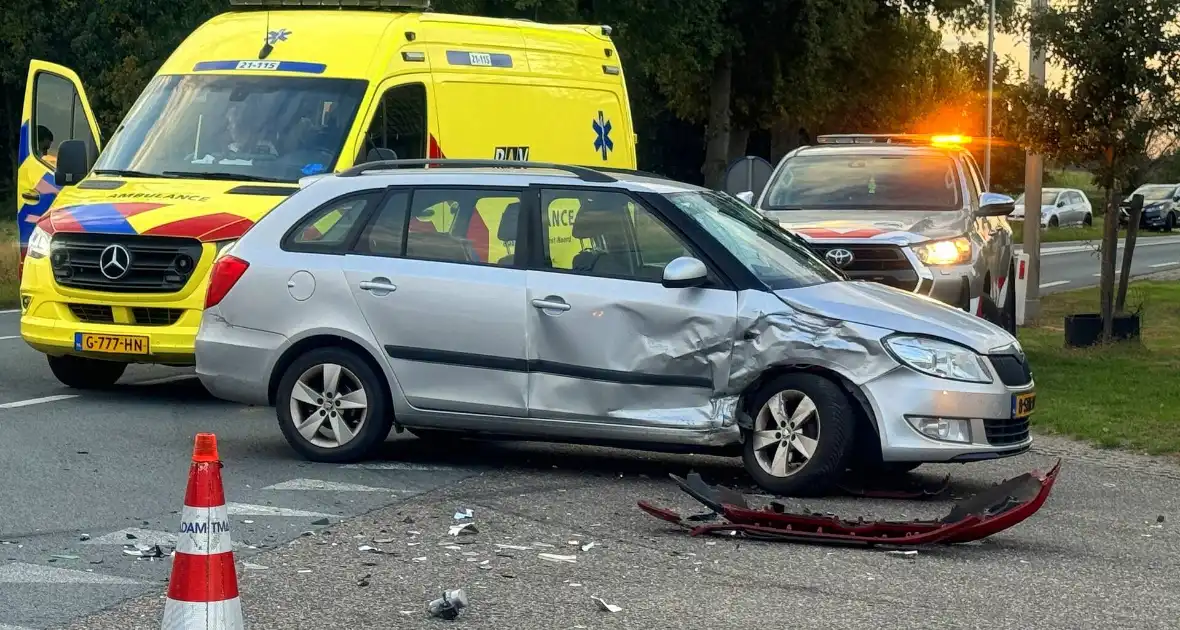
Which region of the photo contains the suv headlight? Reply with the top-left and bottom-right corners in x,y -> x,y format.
884,335 -> 993,383
27,226 -> 52,259
912,236 -> 971,266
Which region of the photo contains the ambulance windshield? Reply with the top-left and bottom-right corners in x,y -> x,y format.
93,74 -> 368,183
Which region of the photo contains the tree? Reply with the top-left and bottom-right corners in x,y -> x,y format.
1007,0 -> 1180,340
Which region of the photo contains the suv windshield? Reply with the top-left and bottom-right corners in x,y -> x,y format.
666,191 -> 842,290
93,74 -> 367,183
1131,185 -> 1176,202
762,153 -> 962,211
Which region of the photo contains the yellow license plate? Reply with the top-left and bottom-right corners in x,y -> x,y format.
1013,392 -> 1036,418
74,332 -> 150,355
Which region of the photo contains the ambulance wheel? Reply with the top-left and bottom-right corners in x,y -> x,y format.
276,347 -> 393,463
741,373 -> 856,497
47,355 -> 126,389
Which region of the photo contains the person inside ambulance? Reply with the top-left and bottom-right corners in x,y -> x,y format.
37,125 -> 55,164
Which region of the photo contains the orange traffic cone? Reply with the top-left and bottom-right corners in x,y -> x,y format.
162,433 -> 244,629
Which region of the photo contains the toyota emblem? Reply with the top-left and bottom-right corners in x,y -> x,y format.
825,248 -> 854,268
99,244 -> 132,280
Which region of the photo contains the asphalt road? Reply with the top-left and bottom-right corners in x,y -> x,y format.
1020,234 -> 1180,295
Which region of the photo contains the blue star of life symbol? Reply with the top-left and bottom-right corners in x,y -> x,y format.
267,29 -> 291,45
592,111 -> 614,161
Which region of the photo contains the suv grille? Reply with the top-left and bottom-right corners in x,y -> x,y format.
810,243 -> 919,291
988,354 -> 1032,386
984,417 -> 1030,446
50,233 -> 203,294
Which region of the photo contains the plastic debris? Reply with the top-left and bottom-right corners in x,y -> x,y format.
413,557 -> 428,563
374,537 -> 397,544
454,509 -> 474,521
538,553 -> 577,563
297,569 -> 313,573
51,554 -> 80,561
242,520 -> 254,524
311,518 -> 331,526
125,533 -> 138,540
122,544 -> 167,559
79,534 -> 91,542
357,574 -> 371,587
580,542 -> 597,552
449,523 -> 479,537
532,542 -> 555,548
591,596 -> 622,613
242,562 -> 269,570
428,588 -> 468,620
495,544 -> 532,551
886,550 -> 918,559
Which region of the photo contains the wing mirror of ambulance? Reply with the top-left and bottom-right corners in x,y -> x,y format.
662,256 -> 709,289
54,139 -> 94,188
977,192 -> 1017,217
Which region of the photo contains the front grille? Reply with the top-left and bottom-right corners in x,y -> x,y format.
69,303 -> 114,324
984,417 -> 1031,445
132,307 -> 184,326
988,354 -> 1032,386
50,233 -> 203,294
811,243 -> 919,291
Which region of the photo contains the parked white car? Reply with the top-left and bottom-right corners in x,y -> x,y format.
1012,188 -> 1092,228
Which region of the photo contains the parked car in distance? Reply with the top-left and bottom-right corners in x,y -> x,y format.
196,160 -> 1035,496
1012,187 -> 1093,228
1120,184 -> 1180,231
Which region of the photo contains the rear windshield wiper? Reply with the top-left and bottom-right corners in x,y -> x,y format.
162,171 -> 287,183
93,169 -> 170,179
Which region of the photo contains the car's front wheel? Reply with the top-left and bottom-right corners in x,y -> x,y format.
47,355 -> 126,389
276,347 -> 393,463
1166,213 -> 1176,233
741,373 -> 856,497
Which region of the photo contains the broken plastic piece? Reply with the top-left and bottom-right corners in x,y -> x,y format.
428,588 -> 468,620
591,596 -> 622,613
538,553 -> 577,563
449,523 -> 479,537
580,542 -> 597,552
122,544 -> 168,559
454,509 -> 474,520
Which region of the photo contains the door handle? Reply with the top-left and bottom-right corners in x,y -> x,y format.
359,279 -> 397,294
21,190 -> 40,203
531,298 -> 571,312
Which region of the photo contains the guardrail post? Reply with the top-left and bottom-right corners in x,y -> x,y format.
1015,252 -> 1030,327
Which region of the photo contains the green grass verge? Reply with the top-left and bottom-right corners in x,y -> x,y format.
0,219 -> 17,308
1019,281 -> 1180,454
1009,220 -> 1175,245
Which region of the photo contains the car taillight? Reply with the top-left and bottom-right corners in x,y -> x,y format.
205,255 -> 250,309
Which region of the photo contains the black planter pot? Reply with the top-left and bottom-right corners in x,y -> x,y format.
1063,313 -> 1142,348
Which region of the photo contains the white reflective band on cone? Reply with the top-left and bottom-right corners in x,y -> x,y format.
162,598 -> 244,630
177,505 -> 234,556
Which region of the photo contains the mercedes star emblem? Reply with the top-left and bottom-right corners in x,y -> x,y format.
825,248 -> 854,269
99,244 -> 132,280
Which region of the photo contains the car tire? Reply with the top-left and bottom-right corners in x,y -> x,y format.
276,346 -> 393,463
1048,215 -> 1059,228
1002,267 -> 1017,334
1083,213 -> 1093,226
47,355 -> 126,389
1166,213 -> 1176,233
741,373 -> 856,497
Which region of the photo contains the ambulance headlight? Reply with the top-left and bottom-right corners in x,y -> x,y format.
27,226 -> 52,259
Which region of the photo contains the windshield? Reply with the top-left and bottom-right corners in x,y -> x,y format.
94,74 -> 367,183
666,191 -> 842,290
1132,185 -> 1176,202
762,154 -> 962,211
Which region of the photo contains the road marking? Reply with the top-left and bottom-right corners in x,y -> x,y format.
1150,261 -> 1179,268
0,395 -> 78,409
1040,280 -> 1071,289
339,462 -> 456,471
0,336 -> 18,341
0,562 -> 144,585
263,478 -> 410,492
0,309 -> 17,315
1092,271 -> 1122,277
225,502 -> 339,518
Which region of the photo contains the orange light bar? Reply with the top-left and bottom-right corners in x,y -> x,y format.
930,134 -> 972,146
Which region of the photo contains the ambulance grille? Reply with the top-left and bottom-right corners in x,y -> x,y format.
50,233 -> 204,294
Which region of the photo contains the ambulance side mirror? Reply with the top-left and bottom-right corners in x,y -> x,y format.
54,139 -> 92,187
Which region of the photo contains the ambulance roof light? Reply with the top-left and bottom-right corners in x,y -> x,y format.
229,0 -> 432,10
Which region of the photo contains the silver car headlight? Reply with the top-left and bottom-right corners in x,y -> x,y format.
27,225 -> 52,259
884,335 -> 993,384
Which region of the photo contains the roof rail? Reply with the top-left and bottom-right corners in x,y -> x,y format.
228,0 -> 431,10
337,159 -> 617,183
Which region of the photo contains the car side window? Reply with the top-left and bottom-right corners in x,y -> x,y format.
961,153 -> 983,203
402,188 -> 523,265
353,191 -> 411,257
357,83 -> 427,164
34,72 -> 98,167
284,192 -> 381,253
539,189 -> 692,282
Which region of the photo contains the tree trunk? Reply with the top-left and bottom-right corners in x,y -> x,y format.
1099,154 -> 1119,342
701,49 -> 733,190
1116,194 -> 1143,313
769,118 -> 795,163
728,126 -> 750,163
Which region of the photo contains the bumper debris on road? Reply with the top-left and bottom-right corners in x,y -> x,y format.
638,461 -> 1062,547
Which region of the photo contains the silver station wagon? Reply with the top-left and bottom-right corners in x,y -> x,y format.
195,160 -> 1036,496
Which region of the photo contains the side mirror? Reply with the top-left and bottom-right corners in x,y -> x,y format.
54,139 -> 92,187
1056,200 -> 1066,208
366,147 -> 398,163
662,256 -> 708,289
736,191 -> 755,205
978,192 -> 1016,217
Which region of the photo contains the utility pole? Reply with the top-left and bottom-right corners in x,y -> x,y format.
985,0 -> 995,189
1021,0 -> 1048,323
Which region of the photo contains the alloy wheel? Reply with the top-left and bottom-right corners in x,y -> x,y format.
751,389 -> 821,478
288,363 -> 370,449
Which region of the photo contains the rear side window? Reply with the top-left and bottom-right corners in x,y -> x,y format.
283,192 -> 381,253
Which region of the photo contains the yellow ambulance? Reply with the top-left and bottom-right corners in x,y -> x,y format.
16,0 -> 637,388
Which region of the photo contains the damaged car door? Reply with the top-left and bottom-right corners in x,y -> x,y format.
524,188 -> 739,436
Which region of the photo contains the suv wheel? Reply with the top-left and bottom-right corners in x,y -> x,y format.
741,373 -> 856,497
276,347 -> 393,463
47,355 -> 126,389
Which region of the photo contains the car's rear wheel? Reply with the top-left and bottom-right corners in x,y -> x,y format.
1048,215 -> 1059,228
1083,213 -> 1093,226
47,355 -> 126,389
741,373 -> 856,497
276,347 -> 392,463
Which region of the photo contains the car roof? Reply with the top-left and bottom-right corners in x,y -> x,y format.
791,144 -> 963,159
304,165 -> 709,195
